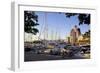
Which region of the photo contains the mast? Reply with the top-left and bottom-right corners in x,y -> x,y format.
55,30 -> 57,40
44,12 -> 48,40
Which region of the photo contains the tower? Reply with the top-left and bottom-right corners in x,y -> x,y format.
70,25 -> 81,45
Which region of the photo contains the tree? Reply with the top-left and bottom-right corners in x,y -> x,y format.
65,13 -> 90,25
83,30 -> 90,38
24,11 -> 39,35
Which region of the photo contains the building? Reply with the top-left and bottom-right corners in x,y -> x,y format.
77,34 -> 90,46
70,25 -> 81,45
66,36 -> 71,44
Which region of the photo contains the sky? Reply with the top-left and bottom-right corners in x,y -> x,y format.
25,11 -> 90,41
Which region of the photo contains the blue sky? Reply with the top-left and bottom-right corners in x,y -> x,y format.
35,11 -> 90,40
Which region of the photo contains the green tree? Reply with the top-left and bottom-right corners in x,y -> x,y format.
24,11 -> 39,35
65,13 -> 90,25
83,30 -> 90,38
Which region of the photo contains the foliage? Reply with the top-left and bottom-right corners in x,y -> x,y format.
65,13 -> 90,25
24,11 -> 39,35
83,30 -> 90,38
